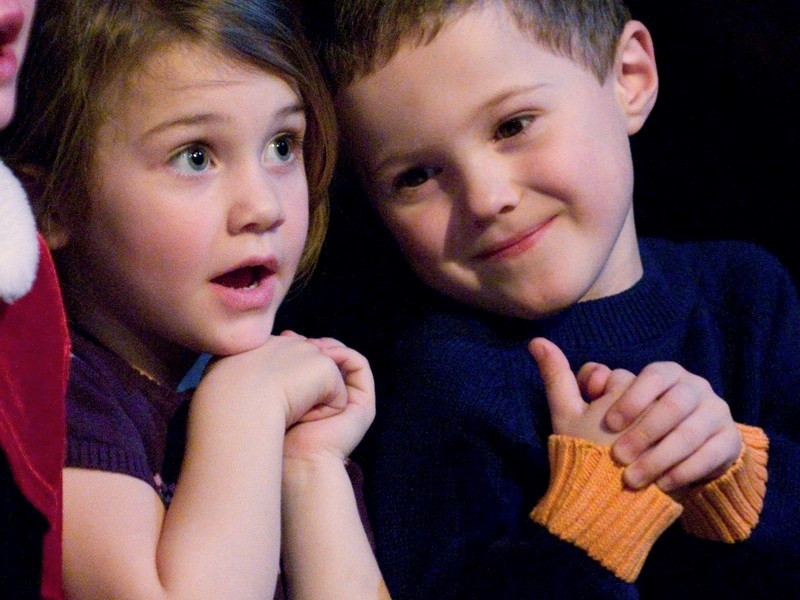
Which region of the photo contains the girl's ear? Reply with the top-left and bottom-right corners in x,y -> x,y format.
41,208 -> 71,250
614,20 -> 659,135
15,163 -> 72,250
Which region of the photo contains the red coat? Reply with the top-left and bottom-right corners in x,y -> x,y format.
1,163 -> 69,600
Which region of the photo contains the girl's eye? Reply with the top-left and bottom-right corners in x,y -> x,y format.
496,115 -> 534,140
172,144 -> 211,174
266,134 -> 301,163
394,166 -> 439,190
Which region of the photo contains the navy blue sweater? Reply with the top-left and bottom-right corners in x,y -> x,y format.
359,238 -> 800,598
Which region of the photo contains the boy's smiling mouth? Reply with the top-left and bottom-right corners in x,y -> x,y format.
473,217 -> 556,262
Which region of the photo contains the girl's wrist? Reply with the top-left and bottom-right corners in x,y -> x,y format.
282,451 -> 350,492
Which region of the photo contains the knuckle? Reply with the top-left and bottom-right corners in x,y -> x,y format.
640,364 -> 669,391
608,368 -> 635,388
659,389 -> 692,420
625,423 -> 656,452
689,374 -> 716,399
674,423 -> 705,452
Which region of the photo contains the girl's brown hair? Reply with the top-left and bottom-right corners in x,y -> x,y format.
2,0 -> 336,281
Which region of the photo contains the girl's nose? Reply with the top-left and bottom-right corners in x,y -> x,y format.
227,167 -> 285,234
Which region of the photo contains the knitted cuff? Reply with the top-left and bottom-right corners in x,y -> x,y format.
679,423 -> 768,542
530,435 -> 683,583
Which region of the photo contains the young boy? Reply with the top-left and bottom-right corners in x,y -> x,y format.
310,0 -> 799,597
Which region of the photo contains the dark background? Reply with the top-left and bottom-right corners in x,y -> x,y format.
282,1 -> 800,344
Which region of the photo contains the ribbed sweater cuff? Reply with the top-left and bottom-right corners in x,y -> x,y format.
679,423 -> 769,542
530,435 -> 682,582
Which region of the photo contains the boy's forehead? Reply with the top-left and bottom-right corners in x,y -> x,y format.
335,3 -> 572,163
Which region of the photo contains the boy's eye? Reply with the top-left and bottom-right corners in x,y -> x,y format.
266,133 -> 301,164
496,115 -> 534,140
394,166 -> 439,190
172,144 -> 211,174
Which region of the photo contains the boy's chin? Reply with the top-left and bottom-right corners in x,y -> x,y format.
440,287 -> 572,321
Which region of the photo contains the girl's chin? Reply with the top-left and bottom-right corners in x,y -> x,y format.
209,335 -> 273,357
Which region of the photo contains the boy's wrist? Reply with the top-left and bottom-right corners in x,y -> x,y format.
679,423 -> 768,542
531,435 -> 682,582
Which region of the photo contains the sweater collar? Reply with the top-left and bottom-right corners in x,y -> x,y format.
439,240 -> 691,351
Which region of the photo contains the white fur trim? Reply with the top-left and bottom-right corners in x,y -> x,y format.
0,160 -> 39,303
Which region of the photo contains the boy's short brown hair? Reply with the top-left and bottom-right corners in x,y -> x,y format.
315,0 -> 632,91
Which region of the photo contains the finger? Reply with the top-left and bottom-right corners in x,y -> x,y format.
600,369 -> 637,403
621,398 -> 727,488
304,336 -> 346,352
319,346 -> 375,406
529,338 -> 585,427
612,380 -> 699,464
279,329 -> 306,339
655,427 -> 742,492
295,402 -> 347,424
576,362 -> 611,401
604,362 -> 683,432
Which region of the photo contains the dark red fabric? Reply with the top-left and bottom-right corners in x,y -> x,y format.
0,234 -> 69,600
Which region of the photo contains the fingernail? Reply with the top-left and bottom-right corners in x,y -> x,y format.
656,476 -> 674,493
606,411 -> 624,432
614,442 -> 634,465
625,466 -> 644,489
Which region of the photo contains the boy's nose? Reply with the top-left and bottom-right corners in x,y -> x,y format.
227,167 -> 285,234
461,165 -> 520,223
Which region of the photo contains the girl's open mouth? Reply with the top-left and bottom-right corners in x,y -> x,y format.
211,265 -> 270,289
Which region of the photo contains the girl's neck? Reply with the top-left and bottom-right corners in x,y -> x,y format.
67,306 -> 198,389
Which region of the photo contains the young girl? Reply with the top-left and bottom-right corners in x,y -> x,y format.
2,0 -> 387,597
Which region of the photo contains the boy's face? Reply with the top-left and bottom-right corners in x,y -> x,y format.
338,4 -> 654,319
0,0 -> 35,128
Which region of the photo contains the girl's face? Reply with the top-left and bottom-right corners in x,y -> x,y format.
61,42 -> 310,384
0,0 -> 36,127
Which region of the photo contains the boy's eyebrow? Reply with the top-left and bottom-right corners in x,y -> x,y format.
469,83 -> 549,122
142,103 -> 305,139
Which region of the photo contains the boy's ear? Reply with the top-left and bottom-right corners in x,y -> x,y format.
614,20 -> 658,135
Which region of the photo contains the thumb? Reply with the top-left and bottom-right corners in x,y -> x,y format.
529,338 -> 586,427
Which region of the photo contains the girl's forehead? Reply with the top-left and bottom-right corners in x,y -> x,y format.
108,41 -> 300,106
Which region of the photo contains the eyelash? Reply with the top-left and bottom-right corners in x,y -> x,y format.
168,131 -> 304,176
393,166 -> 441,191
389,114 -> 535,193
266,132 -> 303,164
495,114 -> 535,141
170,143 -> 214,175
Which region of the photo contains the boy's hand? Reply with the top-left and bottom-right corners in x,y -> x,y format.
281,332 -> 376,463
601,361 -> 742,492
529,337 -> 635,447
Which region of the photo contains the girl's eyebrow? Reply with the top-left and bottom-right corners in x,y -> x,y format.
142,102 -> 306,139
